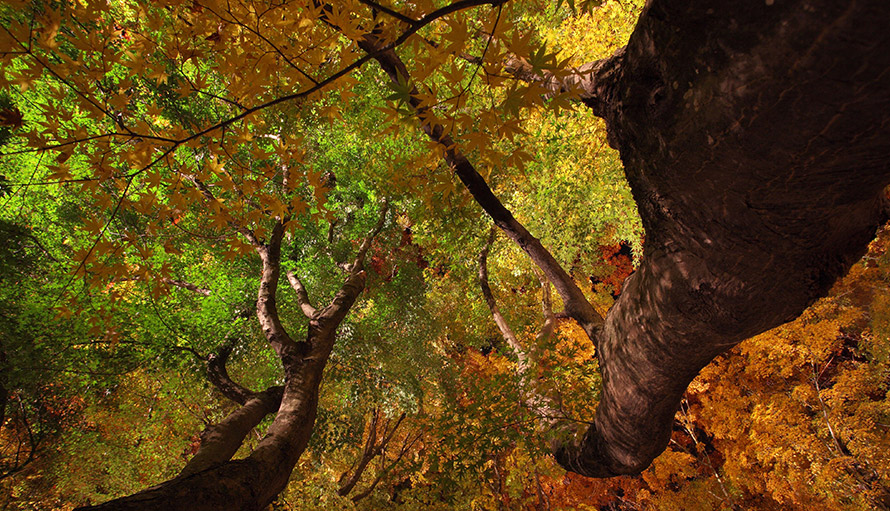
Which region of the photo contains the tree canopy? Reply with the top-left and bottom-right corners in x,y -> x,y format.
1,0 -> 889,509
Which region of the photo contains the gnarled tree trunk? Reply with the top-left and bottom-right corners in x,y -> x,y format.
555,0 -> 890,476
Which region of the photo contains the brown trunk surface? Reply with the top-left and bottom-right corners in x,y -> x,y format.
555,0 -> 890,476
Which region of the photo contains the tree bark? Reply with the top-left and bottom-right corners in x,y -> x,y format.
555,0 -> 890,476
76,207 -> 388,510
356,36 -> 604,339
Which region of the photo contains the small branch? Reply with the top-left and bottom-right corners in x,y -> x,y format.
350,427 -> 421,502
348,200 -> 389,275
183,173 -> 264,249
206,343 -> 255,405
338,408 -> 381,496
532,267 -> 556,344
286,270 -> 317,318
478,227 -> 524,365
355,0 -> 419,25
477,228 -> 558,422
163,278 -> 212,296
338,409 -> 409,497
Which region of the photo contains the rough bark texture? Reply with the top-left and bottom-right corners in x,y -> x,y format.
555,0 -> 890,477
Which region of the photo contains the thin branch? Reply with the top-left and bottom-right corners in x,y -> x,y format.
351,428 -> 422,502
478,227 -> 523,364
348,200 -> 389,275
162,278 -> 212,296
532,266 -> 556,345
477,228 -> 558,421
286,270 -> 317,318
182,172 -> 262,248
355,0 -> 419,25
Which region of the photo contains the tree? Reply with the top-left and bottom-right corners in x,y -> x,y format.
1,0 -> 889,509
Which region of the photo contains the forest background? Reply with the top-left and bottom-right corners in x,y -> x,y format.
0,0 -> 889,509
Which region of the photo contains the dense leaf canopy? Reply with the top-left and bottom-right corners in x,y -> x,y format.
0,0 -> 888,509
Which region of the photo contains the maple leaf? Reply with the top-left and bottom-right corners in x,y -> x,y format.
0,107 -> 24,129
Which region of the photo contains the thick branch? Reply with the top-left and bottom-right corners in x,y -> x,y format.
81,207 -> 386,509
178,385 -> 283,478
357,36 -> 603,338
256,221 -> 303,364
462,40 -> 624,116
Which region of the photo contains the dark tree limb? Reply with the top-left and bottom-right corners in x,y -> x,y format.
356,36 -> 603,339
255,221 -> 303,365
554,0 -> 890,477
349,199 -> 389,275
0,344 -> 39,482
205,343 -> 254,405
174,343 -> 283,478
178,386 -> 283,478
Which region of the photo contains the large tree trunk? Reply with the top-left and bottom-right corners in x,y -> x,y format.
555,0 -> 890,476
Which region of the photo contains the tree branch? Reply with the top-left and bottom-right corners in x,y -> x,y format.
554,0 -> 890,478
348,200 -> 389,275
178,385 -> 283,478
183,173 -> 263,248
285,270 -> 317,319
478,227 -> 524,366
205,343 -> 255,405
532,266 -> 556,345
337,409 -> 408,497
356,36 -> 604,339
162,278 -> 212,296
350,428 -> 422,502
478,228 -> 559,422
256,221 -> 303,365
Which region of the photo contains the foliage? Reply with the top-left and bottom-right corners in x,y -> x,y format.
0,0 -> 886,510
